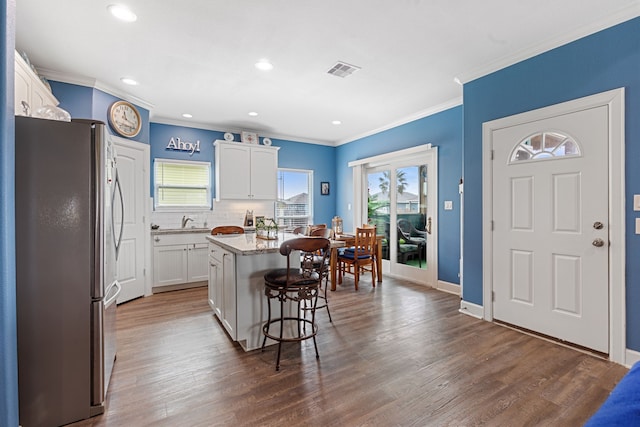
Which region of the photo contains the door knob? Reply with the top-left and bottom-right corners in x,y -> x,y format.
592,238 -> 605,247
593,221 -> 604,230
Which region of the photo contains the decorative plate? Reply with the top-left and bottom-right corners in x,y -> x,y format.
224,132 -> 234,141
241,131 -> 258,144
262,137 -> 272,146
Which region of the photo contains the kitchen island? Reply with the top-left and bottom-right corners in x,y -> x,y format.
206,232 -> 297,351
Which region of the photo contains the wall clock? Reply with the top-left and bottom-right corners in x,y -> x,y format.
108,100 -> 142,138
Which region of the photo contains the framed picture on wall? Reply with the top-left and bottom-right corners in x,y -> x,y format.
321,182 -> 330,195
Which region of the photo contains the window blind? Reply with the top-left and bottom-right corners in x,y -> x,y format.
154,159 -> 211,208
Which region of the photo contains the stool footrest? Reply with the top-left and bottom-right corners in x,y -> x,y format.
262,317 -> 318,342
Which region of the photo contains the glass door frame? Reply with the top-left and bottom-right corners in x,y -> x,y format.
350,145 -> 438,287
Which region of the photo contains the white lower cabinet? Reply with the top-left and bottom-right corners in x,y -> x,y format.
208,243 -> 236,339
153,244 -> 188,287
207,239 -> 291,351
187,243 -> 209,282
152,233 -> 209,291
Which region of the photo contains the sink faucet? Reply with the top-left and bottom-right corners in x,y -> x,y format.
181,215 -> 194,228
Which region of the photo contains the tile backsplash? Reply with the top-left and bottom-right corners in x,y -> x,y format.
149,199 -> 275,230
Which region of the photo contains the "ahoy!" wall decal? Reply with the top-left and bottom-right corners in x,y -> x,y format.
166,137 -> 201,155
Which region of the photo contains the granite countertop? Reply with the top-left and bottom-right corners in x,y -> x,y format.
151,227 -> 212,235
207,232 -> 297,255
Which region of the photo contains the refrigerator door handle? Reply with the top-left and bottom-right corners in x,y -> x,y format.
112,169 -> 125,260
105,280 -> 122,308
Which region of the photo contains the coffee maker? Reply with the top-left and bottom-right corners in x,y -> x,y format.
244,210 -> 254,227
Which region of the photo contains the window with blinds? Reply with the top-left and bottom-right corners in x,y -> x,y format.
275,169 -> 313,230
154,159 -> 211,209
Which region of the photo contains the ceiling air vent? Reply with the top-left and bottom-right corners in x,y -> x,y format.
327,61 -> 361,78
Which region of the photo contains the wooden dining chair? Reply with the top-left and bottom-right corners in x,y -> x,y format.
211,225 -> 244,235
337,227 -> 376,291
304,227 -> 333,321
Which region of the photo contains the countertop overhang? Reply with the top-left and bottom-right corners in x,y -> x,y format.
151,227 -> 211,235
207,232 -> 298,255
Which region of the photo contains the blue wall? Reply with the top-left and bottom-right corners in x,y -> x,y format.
149,124 -> 338,225
335,106 -> 463,284
149,123 -> 220,197
463,18 -> 640,348
272,138 -> 336,226
49,81 -> 150,144
1,1 -> 18,425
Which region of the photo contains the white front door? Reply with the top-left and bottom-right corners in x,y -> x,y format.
491,105 -> 609,353
112,137 -> 148,304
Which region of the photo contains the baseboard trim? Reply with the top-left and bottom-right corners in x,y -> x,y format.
625,349 -> 640,368
459,300 -> 483,319
437,280 -> 460,295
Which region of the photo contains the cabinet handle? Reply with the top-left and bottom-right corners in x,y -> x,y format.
154,237 -> 160,242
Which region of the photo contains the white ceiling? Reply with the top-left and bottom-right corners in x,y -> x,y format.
15,1 -> 639,145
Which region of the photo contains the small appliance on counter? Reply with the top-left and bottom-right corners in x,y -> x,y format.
244,209 -> 254,227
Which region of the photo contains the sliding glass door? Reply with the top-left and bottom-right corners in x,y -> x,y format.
359,147 -> 437,286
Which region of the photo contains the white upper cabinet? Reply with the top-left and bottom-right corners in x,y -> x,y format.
214,140 -> 279,201
14,51 -> 58,116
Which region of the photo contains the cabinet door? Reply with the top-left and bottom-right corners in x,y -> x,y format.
208,254 -> 218,312
250,147 -> 278,199
216,144 -> 251,199
214,253 -> 224,319
187,243 -> 209,283
153,244 -> 188,287
221,251 -> 237,339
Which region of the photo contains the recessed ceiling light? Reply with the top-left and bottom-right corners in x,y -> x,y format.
332,120 -> 342,125
108,4 -> 137,22
248,111 -> 258,117
182,113 -> 193,118
120,77 -> 138,85
254,59 -> 273,71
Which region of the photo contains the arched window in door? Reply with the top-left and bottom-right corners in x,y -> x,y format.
509,131 -> 581,163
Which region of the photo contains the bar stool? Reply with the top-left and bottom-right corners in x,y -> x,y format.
302,227 -> 332,322
261,237 -> 331,371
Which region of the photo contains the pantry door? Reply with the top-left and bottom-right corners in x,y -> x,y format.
484,92 -> 622,353
112,136 -> 150,304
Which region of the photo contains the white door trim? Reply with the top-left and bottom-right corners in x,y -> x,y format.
110,135 -> 152,297
482,88 -> 625,364
351,144 -> 438,287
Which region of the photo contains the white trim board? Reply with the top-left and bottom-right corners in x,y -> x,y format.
481,88 -> 625,364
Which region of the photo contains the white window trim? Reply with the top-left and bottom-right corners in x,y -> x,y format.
276,168 -> 314,227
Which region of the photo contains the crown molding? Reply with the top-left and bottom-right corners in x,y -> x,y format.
150,116 -> 335,147
457,4 -> 640,84
37,68 -> 155,111
335,96 -> 463,146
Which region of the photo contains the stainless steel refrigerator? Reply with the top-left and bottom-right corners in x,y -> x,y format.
15,116 -> 123,426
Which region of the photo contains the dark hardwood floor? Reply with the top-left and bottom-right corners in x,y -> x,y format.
72,277 -> 627,426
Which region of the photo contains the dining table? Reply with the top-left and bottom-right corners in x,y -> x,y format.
329,234 -> 384,291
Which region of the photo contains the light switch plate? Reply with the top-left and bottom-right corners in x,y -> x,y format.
636,218 -> 640,235
634,195 -> 640,211
444,201 -> 453,210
